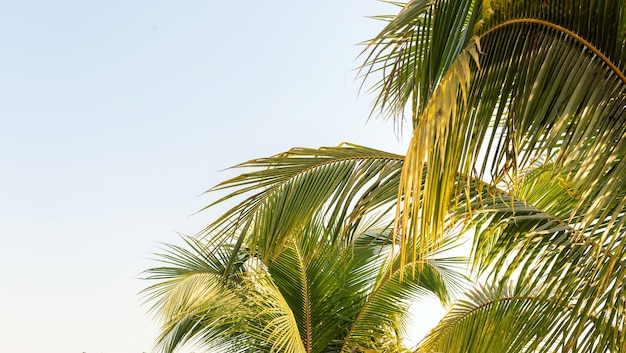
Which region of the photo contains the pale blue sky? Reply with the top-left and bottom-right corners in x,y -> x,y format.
0,2 -> 432,352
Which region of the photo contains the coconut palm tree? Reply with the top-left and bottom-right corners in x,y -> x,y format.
143,212 -> 465,353
145,0 -> 626,352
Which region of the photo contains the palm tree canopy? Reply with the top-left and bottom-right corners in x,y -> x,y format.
143,213 -> 465,353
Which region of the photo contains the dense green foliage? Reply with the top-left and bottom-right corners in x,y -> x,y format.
144,211 -> 464,352
145,1 -> 626,352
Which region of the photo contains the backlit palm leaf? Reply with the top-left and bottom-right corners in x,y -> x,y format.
417,283 -> 625,353
144,214 -> 465,353
142,237 -> 250,353
446,167 -> 626,352
341,252 -> 465,353
200,144 -> 404,266
362,0 -> 626,273
360,0 -> 479,125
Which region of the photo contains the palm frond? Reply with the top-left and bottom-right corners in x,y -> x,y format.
394,40 -> 479,272
199,144 -> 404,264
244,263 -> 308,353
341,233 -> 467,353
417,282 -> 625,353
362,0 -> 626,272
481,0 -> 626,73
360,0 -> 480,126
447,167 -> 626,353
264,220 -> 359,353
141,236 -> 248,353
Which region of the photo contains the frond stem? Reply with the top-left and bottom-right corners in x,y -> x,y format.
211,154 -> 403,196
482,18 -> 626,84
292,238 -> 312,353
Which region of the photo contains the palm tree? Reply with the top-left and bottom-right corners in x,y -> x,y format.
143,214 -> 464,353
145,0 -> 626,352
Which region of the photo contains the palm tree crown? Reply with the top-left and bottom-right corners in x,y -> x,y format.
144,214 -> 464,353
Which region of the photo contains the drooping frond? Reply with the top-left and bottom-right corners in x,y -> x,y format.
450,166 -> 626,352
393,40 -> 480,273
360,0 -> 480,126
200,144 -> 404,264
244,264 -> 308,353
362,0 -> 626,272
142,237 -> 249,353
480,0 -> 626,73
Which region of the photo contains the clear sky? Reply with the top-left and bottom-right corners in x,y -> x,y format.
0,2 -> 441,352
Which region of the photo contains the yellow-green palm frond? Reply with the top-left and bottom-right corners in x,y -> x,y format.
480,0 -> 626,71
142,236 -> 250,353
244,264 -> 308,353
341,231 -> 467,353
440,165 -> 626,353
199,144 -> 404,266
360,0 -> 480,126
362,0 -> 626,273
144,212 -> 466,353
417,282 -> 625,353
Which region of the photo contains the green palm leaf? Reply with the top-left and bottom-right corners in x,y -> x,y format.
144,213 -> 465,353
362,0 -> 626,271
448,167 -> 626,352
142,237 -> 250,353
341,232 -> 467,353
199,144 -> 404,266
417,282 -> 625,353
244,265 -> 308,353
360,0 -> 479,125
